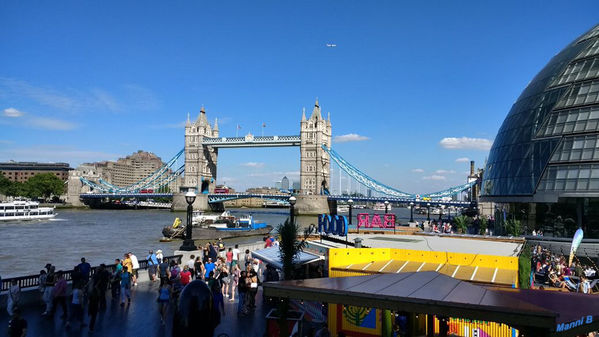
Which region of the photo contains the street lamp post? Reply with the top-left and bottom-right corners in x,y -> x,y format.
289,196 -> 296,224
179,190 -> 197,251
409,202 -> 414,223
347,199 -> 353,247
427,203 -> 431,221
384,200 -> 394,234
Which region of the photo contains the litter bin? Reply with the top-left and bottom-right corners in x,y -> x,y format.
354,237 -> 363,248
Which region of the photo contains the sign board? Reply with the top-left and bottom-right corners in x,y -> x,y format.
357,213 -> 395,229
318,214 -> 348,236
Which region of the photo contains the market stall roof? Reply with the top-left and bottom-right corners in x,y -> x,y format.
263,272 -> 599,336
334,259 -> 517,286
251,247 -> 324,270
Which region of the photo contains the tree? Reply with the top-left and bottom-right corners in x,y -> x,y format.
453,215 -> 471,234
479,216 -> 488,235
0,173 -> 12,195
276,218 -> 313,337
518,243 -> 532,289
505,218 -> 522,236
24,173 -> 64,200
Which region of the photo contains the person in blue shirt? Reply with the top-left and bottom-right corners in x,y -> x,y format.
147,250 -> 159,282
204,258 -> 215,279
120,266 -> 132,306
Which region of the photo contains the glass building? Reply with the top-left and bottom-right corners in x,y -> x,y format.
481,24 -> 599,238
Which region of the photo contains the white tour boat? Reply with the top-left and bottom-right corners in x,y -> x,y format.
0,200 -> 56,221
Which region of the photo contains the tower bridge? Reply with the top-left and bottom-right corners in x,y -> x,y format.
173,100 -> 332,213
78,99 -> 477,213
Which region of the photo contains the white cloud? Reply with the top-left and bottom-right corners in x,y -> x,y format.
411,168 -> 424,173
435,169 -> 456,174
241,162 -> 265,168
29,117 -> 77,130
333,133 -> 370,143
455,157 -> 470,163
422,175 -> 446,180
439,137 -> 492,150
3,107 -> 24,117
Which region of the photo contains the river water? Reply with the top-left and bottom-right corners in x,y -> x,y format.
0,206 -> 430,278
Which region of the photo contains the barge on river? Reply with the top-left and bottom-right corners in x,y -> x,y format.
162,214 -> 272,240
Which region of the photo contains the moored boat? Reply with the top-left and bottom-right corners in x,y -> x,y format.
162,214 -> 272,240
0,200 -> 56,221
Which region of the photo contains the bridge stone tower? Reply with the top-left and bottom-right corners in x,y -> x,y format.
183,107 -> 219,193
173,107 -> 219,211
300,99 -> 331,194
295,99 -> 332,215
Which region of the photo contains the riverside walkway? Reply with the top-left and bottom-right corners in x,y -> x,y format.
0,279 -> 268,337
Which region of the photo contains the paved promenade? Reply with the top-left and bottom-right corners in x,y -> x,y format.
1,280 -> 268,337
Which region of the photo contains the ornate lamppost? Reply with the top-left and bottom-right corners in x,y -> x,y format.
289,196 -> 296,224
347,199 -> 353,247
427,203 -> 431,221
180,190 -> 197,251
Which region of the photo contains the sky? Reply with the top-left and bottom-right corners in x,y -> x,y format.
1,1 -> 598,194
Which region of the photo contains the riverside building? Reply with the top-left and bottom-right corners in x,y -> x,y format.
0,161 -> 72,182
481,24 -> 599,238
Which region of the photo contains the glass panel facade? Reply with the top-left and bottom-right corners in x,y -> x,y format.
551,56 -> 599,86
483,25 -> 599,198
537,164 -> 599,192
550,134 -> 599,163
575,39 -> 599,60
538,106 -> 599,137
554,79 -> 599,109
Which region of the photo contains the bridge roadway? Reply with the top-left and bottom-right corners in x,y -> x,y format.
79,192 -> 475,207
0,279 -> 268,337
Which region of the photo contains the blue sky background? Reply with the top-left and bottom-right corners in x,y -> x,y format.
1,1 -> 598,193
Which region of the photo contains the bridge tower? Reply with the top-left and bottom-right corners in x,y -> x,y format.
183,107 -> 219,193
300,99 -> 331,195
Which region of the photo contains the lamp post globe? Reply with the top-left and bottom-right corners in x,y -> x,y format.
180,190 -> 197,251
288,196 -> 296,224
384,200 -> 389,214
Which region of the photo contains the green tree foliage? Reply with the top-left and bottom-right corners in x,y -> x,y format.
276,218 -> 314,337
26,173 -> 65,199
505,218 -> 522,236
518,243 -> 532,289
479,216 -> 488,235
0,174 -> 12,195
453,215 -> 471,234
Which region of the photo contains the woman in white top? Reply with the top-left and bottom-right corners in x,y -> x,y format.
7,280 -> 20,316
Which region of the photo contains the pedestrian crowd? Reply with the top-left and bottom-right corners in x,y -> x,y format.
532,244 -> 599,293
5,238 -> 277,335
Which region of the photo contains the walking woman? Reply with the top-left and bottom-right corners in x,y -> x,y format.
230,264 -> 241,302
157,282 -> 171,325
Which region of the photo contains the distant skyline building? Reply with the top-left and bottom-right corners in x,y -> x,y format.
275,181 -> 282,190
292,181 -> 301,191
0,161 -> 72,183
281,176 -> 289,190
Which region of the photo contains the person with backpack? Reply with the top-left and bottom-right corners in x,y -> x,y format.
147,250 -> 159,281
42,266 -> 55,316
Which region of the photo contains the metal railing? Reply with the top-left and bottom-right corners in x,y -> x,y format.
1,255 -> 183,292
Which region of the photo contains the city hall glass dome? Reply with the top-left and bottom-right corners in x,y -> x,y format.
482,24 -> 599,203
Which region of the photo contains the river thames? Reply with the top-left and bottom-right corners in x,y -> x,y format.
0,206 -> 426,278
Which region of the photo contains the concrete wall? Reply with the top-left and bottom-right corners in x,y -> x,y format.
294,195 -> 330,215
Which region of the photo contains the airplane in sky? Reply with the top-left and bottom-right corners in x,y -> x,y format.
326,43 -> 337,48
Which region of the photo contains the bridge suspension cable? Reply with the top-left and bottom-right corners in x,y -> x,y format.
323,145 -> 475,199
